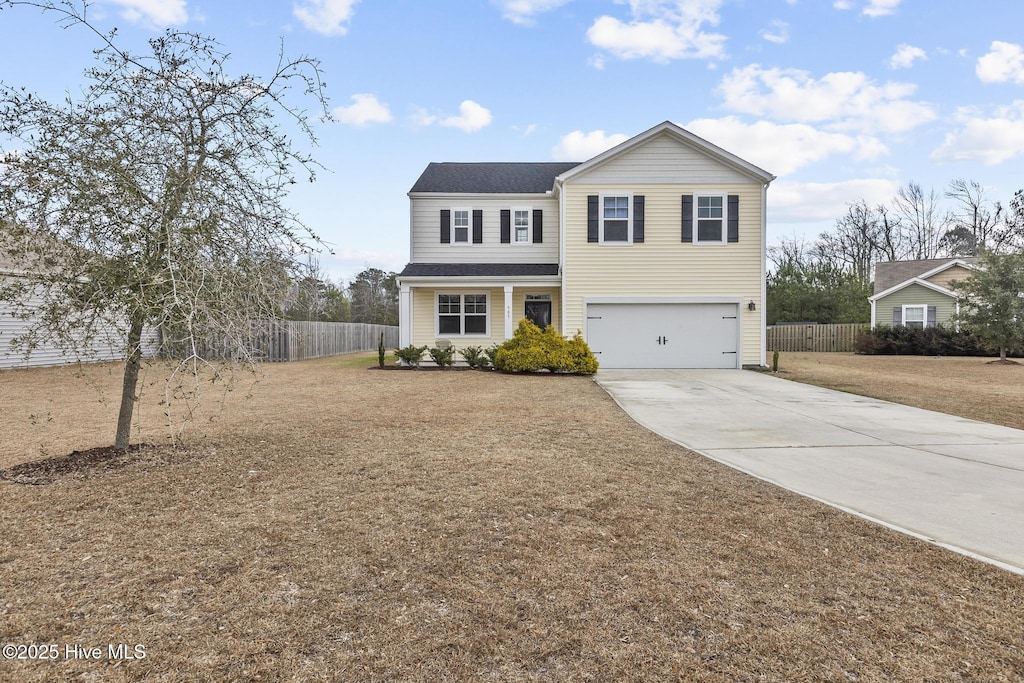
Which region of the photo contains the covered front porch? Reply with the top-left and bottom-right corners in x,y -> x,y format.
396,263 -> 561,350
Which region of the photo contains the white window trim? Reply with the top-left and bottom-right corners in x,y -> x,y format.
693,193 -> 728,245
436,292 -> 490,338
902,303 -> 927,329
511,207 -> 532,245
450,207 -> 472,246
599,192 -> 633,245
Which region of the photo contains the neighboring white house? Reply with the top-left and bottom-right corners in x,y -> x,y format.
397,121 -> 775,369
1,250 -> 160,369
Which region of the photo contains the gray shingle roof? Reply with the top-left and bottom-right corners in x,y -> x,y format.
409,162 -> 581,194
398,263 -> 559,278
874,257 -> 978,293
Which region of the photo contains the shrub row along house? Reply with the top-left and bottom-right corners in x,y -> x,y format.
396,121 -> 776,369
869,257 -> 979,329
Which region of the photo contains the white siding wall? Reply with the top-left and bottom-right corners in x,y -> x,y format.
409,195 -> 560,263
1,277 -> 160,369
561,182 -> 764,366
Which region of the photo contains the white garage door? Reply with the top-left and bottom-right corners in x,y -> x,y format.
586,302 -> 740,369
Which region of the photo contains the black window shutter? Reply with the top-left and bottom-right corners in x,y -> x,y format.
500,210 -> 510,244
893,307 -> 902,326
681,195 -> 693,243
533,209 -> 543,244
587,195 -> 599,243
727,195 -> 740,243
927,305 -> 937,328
633,195 -> 645,243
440,209 -> 451,244
472,210 -> 483,244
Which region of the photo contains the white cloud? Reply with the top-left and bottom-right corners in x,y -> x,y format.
551,130 -> 629,161
890,44 -> 926,69
976,41 -> 1024,84
512,123 -> 538,137
587,0 -> 727,63
333,94 -> 393,126
439,100 -> 493,133
493,0 -> 571,25
832,0 -> 900,17
863,0 -> 901,17
717,64 -> 936,134
685,117 -> 886,176
770,178 -> 899,223
760,19 -> 789,45
293,0 -> 360,37
100,0 -> 188,26
931,101 -> 1024,165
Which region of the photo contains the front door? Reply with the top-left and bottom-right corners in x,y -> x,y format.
525,295 -> 552,329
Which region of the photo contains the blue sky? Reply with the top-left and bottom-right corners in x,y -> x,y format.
3,0 -> 1024,283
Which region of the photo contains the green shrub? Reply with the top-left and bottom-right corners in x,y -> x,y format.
428,345 -> 455,368
394,344 -> 427,367
771,349 -> 779,372
459,345 -> 489,369
493,320 -> 598,375
856,325 -> 1019,357
377,332 -> 386,369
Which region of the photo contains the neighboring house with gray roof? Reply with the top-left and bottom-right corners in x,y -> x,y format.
397,121 -> 776,368
869,257 -> 979,329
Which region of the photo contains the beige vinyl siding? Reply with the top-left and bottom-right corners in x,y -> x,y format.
569,133 -> 755,185
876,283 -> 957,327
925,265 -> 973,291
562,182 -> 764,366
410,195 -> 559,263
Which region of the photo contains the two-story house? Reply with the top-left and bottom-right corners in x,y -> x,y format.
397,121 -> 775,369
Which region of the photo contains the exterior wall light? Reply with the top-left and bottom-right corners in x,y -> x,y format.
748,300 -> 756,311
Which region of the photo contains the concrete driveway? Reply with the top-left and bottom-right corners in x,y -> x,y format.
594,369 -> 1024,574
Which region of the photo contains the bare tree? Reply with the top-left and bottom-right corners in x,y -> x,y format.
892,182 -> 947,259
943,178 -> 1005,255
816,200 -> 898,285
0,1 -> 328,449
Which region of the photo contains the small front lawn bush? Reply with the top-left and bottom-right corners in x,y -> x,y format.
459,345 -> 489,369
394,344 -> 428,367
856,325 -> 1018,357
428,345 -> 455,368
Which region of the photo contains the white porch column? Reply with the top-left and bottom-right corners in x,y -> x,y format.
399,284 -> 412,347
504,284 -> 514,340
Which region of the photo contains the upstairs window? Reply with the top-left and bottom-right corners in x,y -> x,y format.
452,209 -> 470,243
514,209 -> 531,243
602,195 -> 630,243
696,195 -> 725,243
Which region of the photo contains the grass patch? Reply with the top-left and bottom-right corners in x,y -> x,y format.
0,358 -> 1022,681
773,352 -> 1024,430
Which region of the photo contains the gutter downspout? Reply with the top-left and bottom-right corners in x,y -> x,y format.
556,178 -> 567,336
760,182 -> 769,367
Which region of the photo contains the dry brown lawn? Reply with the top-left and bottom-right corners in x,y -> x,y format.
1,355 -> 1022,682
775,352 -> 1024,431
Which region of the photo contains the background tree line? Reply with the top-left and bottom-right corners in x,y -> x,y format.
768,180 -> 1024,325
281,262 -> 399,326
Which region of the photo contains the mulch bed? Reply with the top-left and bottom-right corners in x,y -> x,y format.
0,443 -> 180,485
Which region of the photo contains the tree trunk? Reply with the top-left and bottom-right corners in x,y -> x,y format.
115,315 -> 145,450
1000,345 -> 1008,363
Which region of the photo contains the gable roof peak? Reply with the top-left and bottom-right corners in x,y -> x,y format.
557,120 -> 775,184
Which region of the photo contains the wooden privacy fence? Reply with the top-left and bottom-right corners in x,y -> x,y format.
256,321 -> 400,362
767,323 -> 868,352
